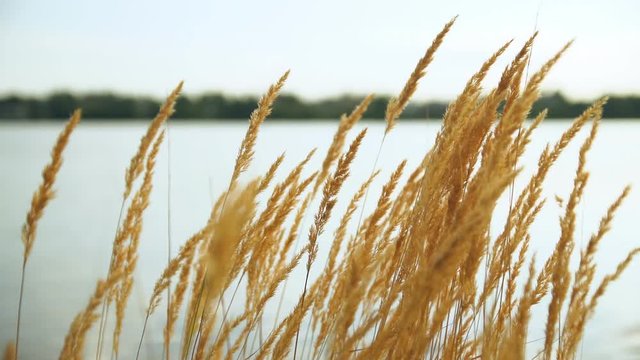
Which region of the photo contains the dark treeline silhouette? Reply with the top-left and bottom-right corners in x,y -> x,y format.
1,91 -> 639,121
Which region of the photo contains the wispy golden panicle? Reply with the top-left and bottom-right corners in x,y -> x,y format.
543,112 -> 600,359
112,131 -> 165,357
439,37 -> 535,185
512,109 -> 548,159
483,102 -> 605,302
15,109 -> 81,360
226,167 -> 288,282
378,158 -> 426,241
276,193 -> 313,269
498,32 -> 537,93
163,247 -> 196,359
124,82 -> 182,199
497,257 -> 537,359
204,179 -> 260,303
582,186 -> 630,269
498,33 -> 537,117
444,38 -> 512,129
240,150 -> 316,290
261,171 -> 318,273
242,151 -> 303,258
147,230 -> 204,315
363,160 -> 406,247
106,132 -> 166,291
499,41 -> 574,138
106,130 -> 169,335
307,129 -> 367,270
210,252 -> 286,357
576,186 -> 630,282
314,94 -> 373,195
181,180 -> 261,359
328,171 -> 379,275
292,130 -> 366,359
559,186 -> 631,357
213,248 -> 309,359
181,251 -> 207,359
588,246 -> 640,314
22,109 -> 81,261
3,342 -> 15,360
206,314 -> 249,359
490,239 -> 530,349
358,162 -> 408,309
524,40 -> 573,97
234,169 -> 300,298
193,312 -> 216,359
249,171 -> 318,299
255,292 -> 297,360
385,17 -> 456,134
203,313 -> 243,358
271,283 -> 321,359
543,99 -> 606,175
94,87 -> 177,359
312,170 -> 380,328
59,270 -> 124,360
499,100 -> 607,255
259,152 -> 286,193
230,70 -> 290,191
370,152 -> 519,357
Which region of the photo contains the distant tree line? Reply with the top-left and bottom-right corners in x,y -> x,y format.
1,91 -> 639,121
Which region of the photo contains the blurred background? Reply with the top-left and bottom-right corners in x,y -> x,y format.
1,0 -> 640,359
1,0 -> 639,119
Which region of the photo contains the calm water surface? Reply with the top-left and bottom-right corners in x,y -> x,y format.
2,120 -> 640,359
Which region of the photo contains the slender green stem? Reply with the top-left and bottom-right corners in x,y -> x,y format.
165,118 -> 173,360
292,268 -> 311,360
354,133 -> 386,240
299,315 -> 314,359
185,277 -> 208,360
135,312 -> 151,360
213,270 -> 246,346
15,259 -> 27,360
96,198 -> 127,360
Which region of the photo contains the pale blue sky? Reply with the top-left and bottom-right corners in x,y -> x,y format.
0,0 -> 638,100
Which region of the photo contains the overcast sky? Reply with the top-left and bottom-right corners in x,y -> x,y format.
1,0 -> 638,100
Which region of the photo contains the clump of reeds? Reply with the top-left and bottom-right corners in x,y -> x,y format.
10,18 -> 640,360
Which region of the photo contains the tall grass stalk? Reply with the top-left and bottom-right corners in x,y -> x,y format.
15,110 -> 81,360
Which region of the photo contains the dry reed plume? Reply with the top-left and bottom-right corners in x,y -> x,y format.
10,18 -> 640,360
3,342 -> 15,360
14,109 -> 81,360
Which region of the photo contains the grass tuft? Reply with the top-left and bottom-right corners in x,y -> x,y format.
10,21 -> 639,360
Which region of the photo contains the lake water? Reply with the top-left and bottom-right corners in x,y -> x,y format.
2,120 -> 640,359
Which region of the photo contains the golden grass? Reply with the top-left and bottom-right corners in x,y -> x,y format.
21,109 -> 81,262
11,19 -> 640,360
385,17 -> 456,134
2,342 -> 15,360
124,83 -> 182,199
15,109 -> 81,360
